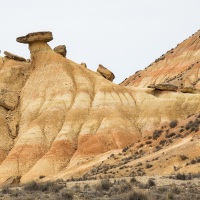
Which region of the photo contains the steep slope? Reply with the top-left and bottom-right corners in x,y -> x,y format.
0,32 -> 199,184
121,30 -> 200,91
0,56 -> 32,165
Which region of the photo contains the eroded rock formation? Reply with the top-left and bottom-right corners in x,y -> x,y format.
0,31 -> 199,184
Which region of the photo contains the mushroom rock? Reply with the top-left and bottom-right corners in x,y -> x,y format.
16,31 -> 53,44
4,51 -> 26,62
97,64 -> 115,81
53,45 -> 67,57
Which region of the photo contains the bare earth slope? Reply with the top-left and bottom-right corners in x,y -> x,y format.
121,30 -> 200,91
0,31 -> 199,184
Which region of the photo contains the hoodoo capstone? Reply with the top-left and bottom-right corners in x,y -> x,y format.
16,31 -> 53,44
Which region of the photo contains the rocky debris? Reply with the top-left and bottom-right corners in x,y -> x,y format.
147,84 -> 156,89
4,51 -> 26,62
16,31 -> 53,44
80,63 -> 87,68
53,45 -> 67,57
0,31 -> 200,184
5,176 -> 21,185
97,64 -> 115,81
0,89 -> 19,110
180,87 -> 200,94
152,84 -> 178,91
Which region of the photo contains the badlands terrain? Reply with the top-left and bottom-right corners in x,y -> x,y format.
0,30 -> 199,199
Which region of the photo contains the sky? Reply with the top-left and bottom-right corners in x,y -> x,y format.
1,0 -> 200,83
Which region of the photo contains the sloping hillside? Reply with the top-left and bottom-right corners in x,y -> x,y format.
121,30 -> 200,92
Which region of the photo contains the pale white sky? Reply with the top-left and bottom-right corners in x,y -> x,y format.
1,0 -> 200,83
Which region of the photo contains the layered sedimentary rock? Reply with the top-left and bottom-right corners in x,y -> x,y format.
0,31 -> 199,184
121,30 -> 200,91
17,31 -> 53,43
0,55 -> 32,171
4,51 -> 26,62
149,83 -> 178,91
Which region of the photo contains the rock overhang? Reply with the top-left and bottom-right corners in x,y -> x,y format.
16,31 -> 53,44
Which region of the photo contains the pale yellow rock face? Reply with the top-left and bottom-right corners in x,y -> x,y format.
0,32 -> 199,183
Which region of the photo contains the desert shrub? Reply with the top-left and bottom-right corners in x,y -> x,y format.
175,133 -> 181,138
185,120 -> 199,132
122,146 -> 129,152
185,125 -> 190,130
166,191 -> 175,200
39,175 -> 45,179
146,141 -> 152,144
100,178 -> 112,191
109,185 -> 122,196
191,159 -> 197,165
24,181 -> 40,191
147,179 -> 156,187
175,173 -> 186,180
169,120 -> 178,128
180,155 -> 188,161
126,191 -> 147,200
196,157 -> 200,162
146,164 -> 153,169
9,189 -> 22,197
61,190 -> 73,199
23,181 -> 64,192
118,181 -> 132,193
190,172 -> 200,179
136,162 -> 142,167
2,186 -> 12,194
166,132 -> 176,138
171,186 -> 181,195
179,129 -> 184,133
130,177 -> 137,183
153,130 -> 163,140
159,139 -> 166,145
155,145 -> 162,151
139,143 -> 144,148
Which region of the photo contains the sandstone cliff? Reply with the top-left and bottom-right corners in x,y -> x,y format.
0,31 -> 199,184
